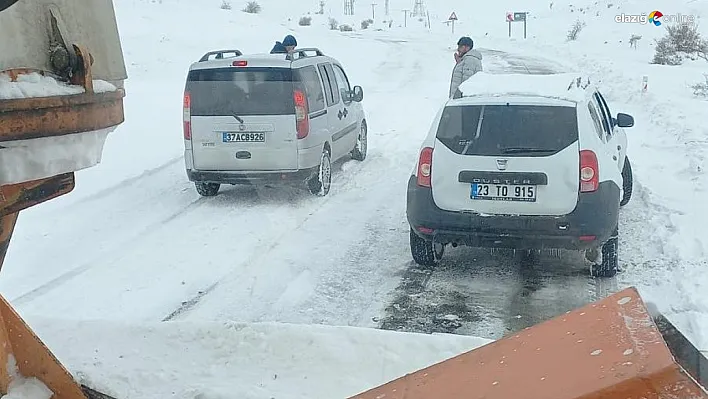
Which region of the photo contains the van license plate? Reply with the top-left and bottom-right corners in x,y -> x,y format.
222,132 -> 265,142
471,184 -> 536,202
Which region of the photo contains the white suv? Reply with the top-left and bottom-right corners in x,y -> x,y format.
406,72 -> 634,277
182,48 -> 367,197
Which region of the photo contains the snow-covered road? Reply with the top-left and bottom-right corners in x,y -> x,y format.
1,40 -> 609,339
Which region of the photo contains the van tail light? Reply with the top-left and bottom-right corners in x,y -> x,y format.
294,89 -> 309,139
417,147 -> 433,187
579,150 -> 599,192
183,91 -> 191,140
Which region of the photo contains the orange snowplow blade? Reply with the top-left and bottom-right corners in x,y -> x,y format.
0,293 -> 87,397
351,287 -> 708,398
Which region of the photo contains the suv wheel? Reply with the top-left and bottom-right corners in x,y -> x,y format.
410,229 -> 444,266
589,226 -> 619,278
308,148 -> 332,196
620,156 -> 633,206
351,121 -> 367,161
195,182 -> 220,197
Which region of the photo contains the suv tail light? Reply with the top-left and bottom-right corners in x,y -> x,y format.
294,89 -> 309,139
183,91 -> 191,140
579,150 -> 598,192
417,147 -> 433,187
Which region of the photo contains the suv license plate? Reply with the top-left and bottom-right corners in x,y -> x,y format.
222,132 -> 265,142
471,183 -> 537,202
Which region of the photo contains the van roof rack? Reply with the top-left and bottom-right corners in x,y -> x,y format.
199,49 -> 243,62
287,48 -> 324,61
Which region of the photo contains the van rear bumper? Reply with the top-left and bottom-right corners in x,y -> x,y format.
406,176 -> 620,250
187,167 -> 318,185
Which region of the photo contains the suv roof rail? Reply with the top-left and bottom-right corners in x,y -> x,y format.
286,47 -> 324,61
198,49 -> 243,62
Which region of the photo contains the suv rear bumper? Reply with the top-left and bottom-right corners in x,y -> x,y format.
187,167 -> 318,185
406,176 -> 620,250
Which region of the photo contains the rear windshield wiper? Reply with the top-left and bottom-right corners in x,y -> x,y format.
500,147 -> 556,154
232,114 -> 244,123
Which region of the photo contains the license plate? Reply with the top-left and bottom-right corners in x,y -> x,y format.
222,132 -> 265,142
471,183 -> 536,202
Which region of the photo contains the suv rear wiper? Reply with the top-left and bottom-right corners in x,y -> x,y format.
232,114 -> 244,123
500,147 -> 556,154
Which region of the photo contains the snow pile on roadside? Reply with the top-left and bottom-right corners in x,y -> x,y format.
1,356 -> 53,399
27,319 -> 491,398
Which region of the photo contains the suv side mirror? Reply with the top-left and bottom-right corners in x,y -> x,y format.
352,86 -> 364,102
616,113 -> 634,128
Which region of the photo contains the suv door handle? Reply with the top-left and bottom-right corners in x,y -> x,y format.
343,108 -> 348,118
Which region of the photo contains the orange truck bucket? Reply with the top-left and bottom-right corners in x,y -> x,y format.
351,287 -> 708,398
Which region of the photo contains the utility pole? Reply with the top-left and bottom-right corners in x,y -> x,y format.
402,9 -> 408,27
384,0 -> 389,16
412,0 -> 424,17
371,2 -> 376,19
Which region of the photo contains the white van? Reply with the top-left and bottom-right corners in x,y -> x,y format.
183,48 -> 367,197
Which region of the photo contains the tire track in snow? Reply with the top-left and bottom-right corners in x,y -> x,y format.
2,161 -> 200,300
11,196 -> 207,306
71,155 -> 185,206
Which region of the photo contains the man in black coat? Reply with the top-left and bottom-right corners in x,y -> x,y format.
270,35 -> 297,54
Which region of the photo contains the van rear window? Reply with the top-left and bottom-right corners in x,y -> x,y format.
186,67 -> 294,116
436,105 -> 579,156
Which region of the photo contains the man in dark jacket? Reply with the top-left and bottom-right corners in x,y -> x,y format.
270,35 -> 298,54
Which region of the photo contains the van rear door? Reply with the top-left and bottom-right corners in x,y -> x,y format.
186,67 -> 298,171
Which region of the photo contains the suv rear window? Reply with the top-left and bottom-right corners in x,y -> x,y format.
436,105 -> 579,156
186,67 -> 294,116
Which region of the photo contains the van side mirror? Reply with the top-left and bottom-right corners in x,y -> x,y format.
352,86 -> 364,102
616,113 -> 634,128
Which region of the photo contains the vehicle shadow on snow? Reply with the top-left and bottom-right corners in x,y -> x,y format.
378,246 -> 617,340
196,157 -> 358,206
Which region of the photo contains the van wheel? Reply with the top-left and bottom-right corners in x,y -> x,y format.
620,156 -> 633,207
195,182 -> 220,197
589,226 -> 619,278
308,148 -> 332,196
410,229 -> 444,266
351,121 -> 367,161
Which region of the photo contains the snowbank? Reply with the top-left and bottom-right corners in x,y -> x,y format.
26,319 -> 491,398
